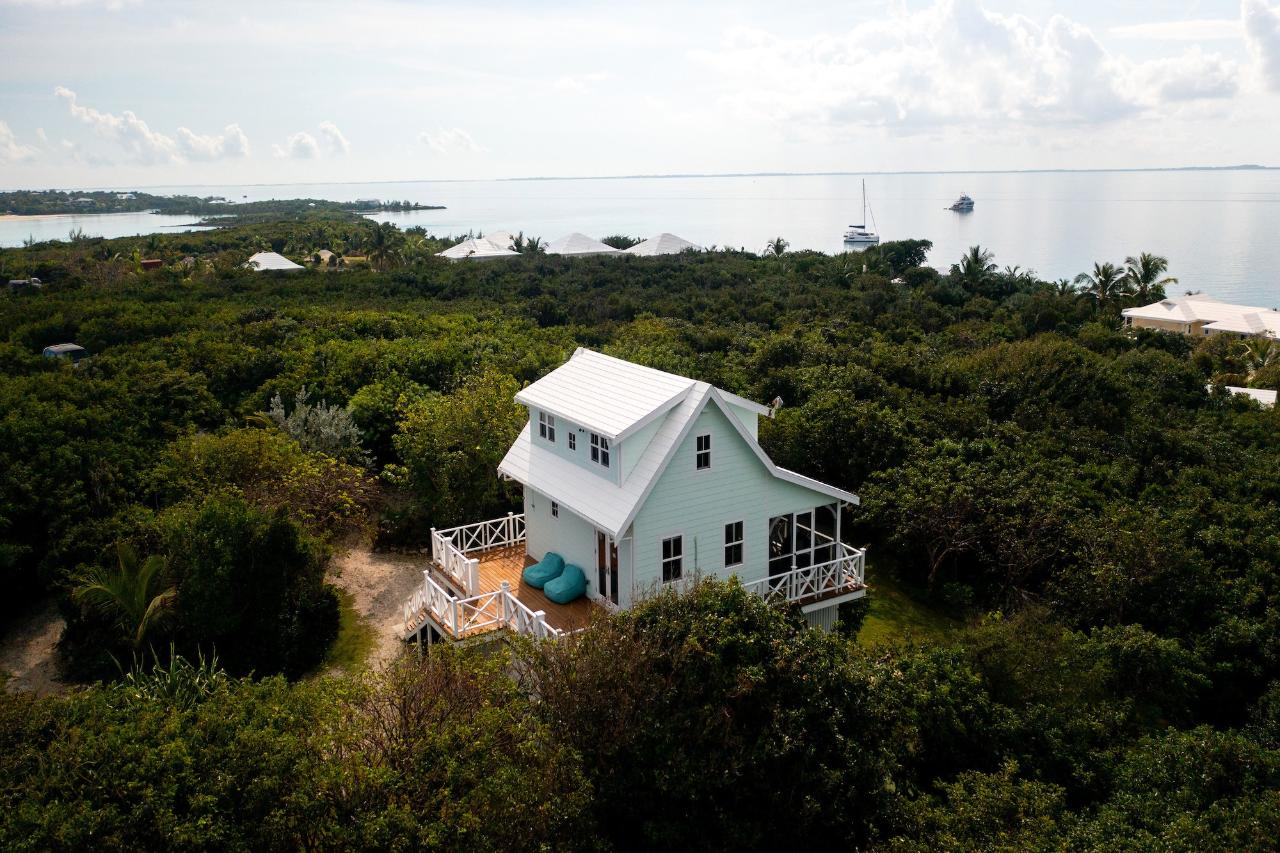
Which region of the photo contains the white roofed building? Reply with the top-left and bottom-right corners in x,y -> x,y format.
1123,293 -> 1280,339
401,349 -> 867,646
545,233 -> 621,257
437,237 -> 520,261
624,233 -> 701,256
244,251 -> 303,272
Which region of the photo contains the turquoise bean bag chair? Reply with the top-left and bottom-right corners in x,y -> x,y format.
544,563 -> 587,604
522,552 -> 564,589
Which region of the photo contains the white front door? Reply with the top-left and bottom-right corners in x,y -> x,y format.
596,530 -> 619,607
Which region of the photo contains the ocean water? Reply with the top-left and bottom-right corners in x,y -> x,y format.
3,170 -> 1277,306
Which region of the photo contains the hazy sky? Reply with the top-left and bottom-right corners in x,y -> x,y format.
2,0 -> 1279,187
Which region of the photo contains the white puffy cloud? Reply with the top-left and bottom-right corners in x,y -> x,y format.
317,121 -> 350,155
0,121 -> 40,163
176,124 -> 250,160
418,128 -> 481,154
55,86 -> 249,164
1243,0 -> 1280,92
56,85 -> 177,163
693,0 -> 1240,140
272,131 -> 320,159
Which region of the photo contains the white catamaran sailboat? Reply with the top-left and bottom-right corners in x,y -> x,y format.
843,180 -> 880,246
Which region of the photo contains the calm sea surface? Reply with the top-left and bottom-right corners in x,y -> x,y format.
3,170 -> 1277,306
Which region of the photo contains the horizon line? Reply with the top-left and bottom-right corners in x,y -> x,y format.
6,163 -> 1272,193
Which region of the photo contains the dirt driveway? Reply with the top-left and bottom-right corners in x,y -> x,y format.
328,548 -> 425,668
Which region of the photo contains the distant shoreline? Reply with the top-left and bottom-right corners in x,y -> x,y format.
2,164 -> 1271,194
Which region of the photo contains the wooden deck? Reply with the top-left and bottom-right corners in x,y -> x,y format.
472,545 -> 599,633
419,545 -> 599,637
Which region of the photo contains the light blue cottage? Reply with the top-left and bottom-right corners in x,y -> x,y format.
403,349 -> 866,643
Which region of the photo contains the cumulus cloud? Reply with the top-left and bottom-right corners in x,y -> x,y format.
273,122 -> 348,158
317,120 -> 350,155
418,128 -> 481,154
177,124 -> 250,160
54,86 -> 249,164
272,131 -> 320,159
693,0 -> 1240,139
1244,0 -> 1280,92
0,121 -> 40,163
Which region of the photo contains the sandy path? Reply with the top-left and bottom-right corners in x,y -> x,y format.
0,599 -> 68,697
328,548 -> 425,668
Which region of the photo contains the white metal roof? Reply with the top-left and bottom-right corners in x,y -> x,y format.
499,353 -> 859,538
624,233 -> 701,256
1224,386 -> 1278,407
1123,293 -> 1280,338
545,233 -> 621,256
437,237 -> 520,261
486,230 -> 517,249
245,251 -> 303,271
514,348 -> 695,442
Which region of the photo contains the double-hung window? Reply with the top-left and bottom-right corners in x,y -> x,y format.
724,520 -> 743,567
661,535 -> 683,582
538,411 -> 556,443
551,501 -> 559,519
568,432 -> 576,451
695,434 -> 711,470
590,433 -> 611,468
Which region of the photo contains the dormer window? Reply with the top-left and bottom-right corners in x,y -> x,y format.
590,433 -> 610,468
696,434 -> 711,470
539,411 -> 556,443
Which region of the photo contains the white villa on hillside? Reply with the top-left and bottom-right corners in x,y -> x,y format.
402,349 -> 867,645
1123,293 -> 1280,339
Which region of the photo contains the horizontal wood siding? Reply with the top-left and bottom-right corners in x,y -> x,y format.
524,486 -> 602,596
630,403 -> 840,602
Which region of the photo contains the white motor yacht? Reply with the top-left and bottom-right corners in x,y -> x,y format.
948,193 -> 974,212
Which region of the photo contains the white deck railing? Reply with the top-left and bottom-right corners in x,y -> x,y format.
430,512 -> 526,596
742,543 -> 866,605
403,575 -> 565,642
406,511 -> 866,644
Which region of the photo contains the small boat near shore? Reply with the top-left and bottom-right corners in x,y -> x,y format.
948,193 -> 974,212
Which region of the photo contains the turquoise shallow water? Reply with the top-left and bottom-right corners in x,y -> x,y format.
4,170 -> 1278,306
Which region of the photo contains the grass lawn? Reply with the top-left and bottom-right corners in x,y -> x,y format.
858,563 -> 959,647
321,588 -> 376,674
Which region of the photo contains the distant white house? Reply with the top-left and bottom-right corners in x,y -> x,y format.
545,233 -> 620,257
402,349 -> 866,646
1123,293 -> 1280,339
244,251 -> 303,271
624,233 -> 701,256
43,343 -> 87,364
437,237 -> 520,261
1222,386 -> 1278,407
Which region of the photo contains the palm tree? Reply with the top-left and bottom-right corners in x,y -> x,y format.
73,543 -> 177,650
1050,278 -> 1078,297
366,222 -> 404,271
513,232 -> 545,255
764,236 -> 789,257
1217,337 -> 1280,386
1074,262 -> 1132,311
956,245 -> 996,286
1122,252 -> 1177,302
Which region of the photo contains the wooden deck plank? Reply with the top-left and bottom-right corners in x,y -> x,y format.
472,545 -> 598,632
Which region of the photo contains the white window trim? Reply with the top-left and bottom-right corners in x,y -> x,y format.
723,519 -> 744,568
695,433 -> 712,471
590,432 -> 611,469
568,431 -> 576,451
538,411 -> 557,443
660,533 -> 684,584
551,501 -> 559,519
